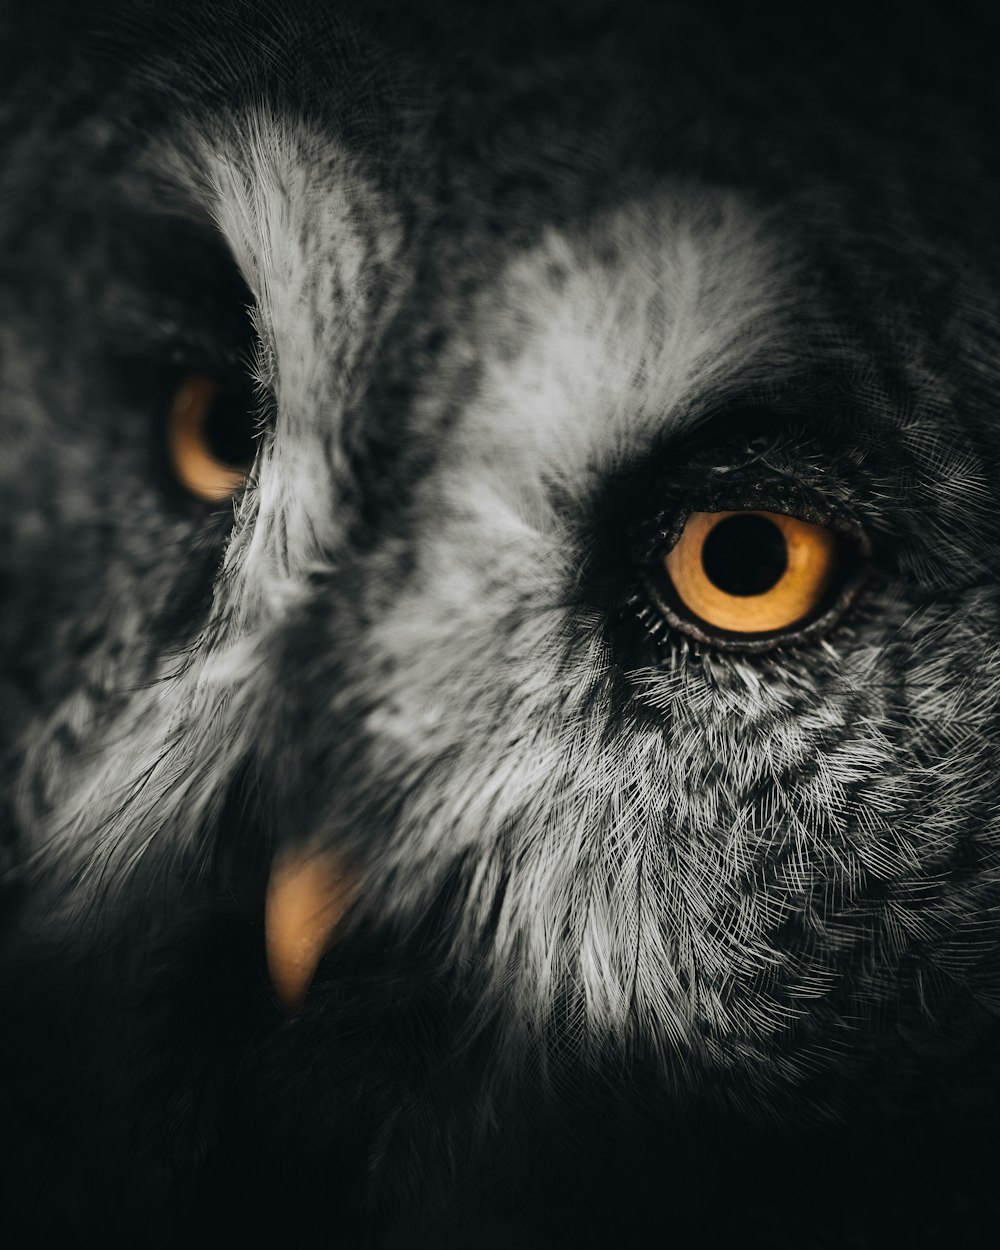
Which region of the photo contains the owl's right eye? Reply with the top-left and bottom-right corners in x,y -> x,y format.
167,372 -> 258,503
641,505 -> 868,652
664,509 -> 841,636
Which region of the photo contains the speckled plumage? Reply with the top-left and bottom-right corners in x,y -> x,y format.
3,1 -> 1000,1245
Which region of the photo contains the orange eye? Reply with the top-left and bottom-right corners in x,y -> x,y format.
663,510 -> 842,637
167,372 -> 256,502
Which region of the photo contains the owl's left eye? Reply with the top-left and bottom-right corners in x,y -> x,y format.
652,508 -> 862,647
167,371 -> 257,503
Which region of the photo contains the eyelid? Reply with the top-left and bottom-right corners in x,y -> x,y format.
106,287 -> 253,368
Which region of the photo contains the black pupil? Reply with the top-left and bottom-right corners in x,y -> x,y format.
701,514 -> 788,596
203,387 -> 256,468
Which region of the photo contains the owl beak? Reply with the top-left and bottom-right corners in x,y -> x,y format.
264,846 -> 357,1012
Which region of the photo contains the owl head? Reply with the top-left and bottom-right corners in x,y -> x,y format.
3,0 -> 1000,1242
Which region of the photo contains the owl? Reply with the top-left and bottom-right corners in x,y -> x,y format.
2,0 -> 1000,1245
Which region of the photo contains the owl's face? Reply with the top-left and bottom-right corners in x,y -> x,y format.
3,0 -> 1000,1238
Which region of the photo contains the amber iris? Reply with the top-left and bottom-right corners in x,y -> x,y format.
167,372 -> 254,502
664,509 -> 839,635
